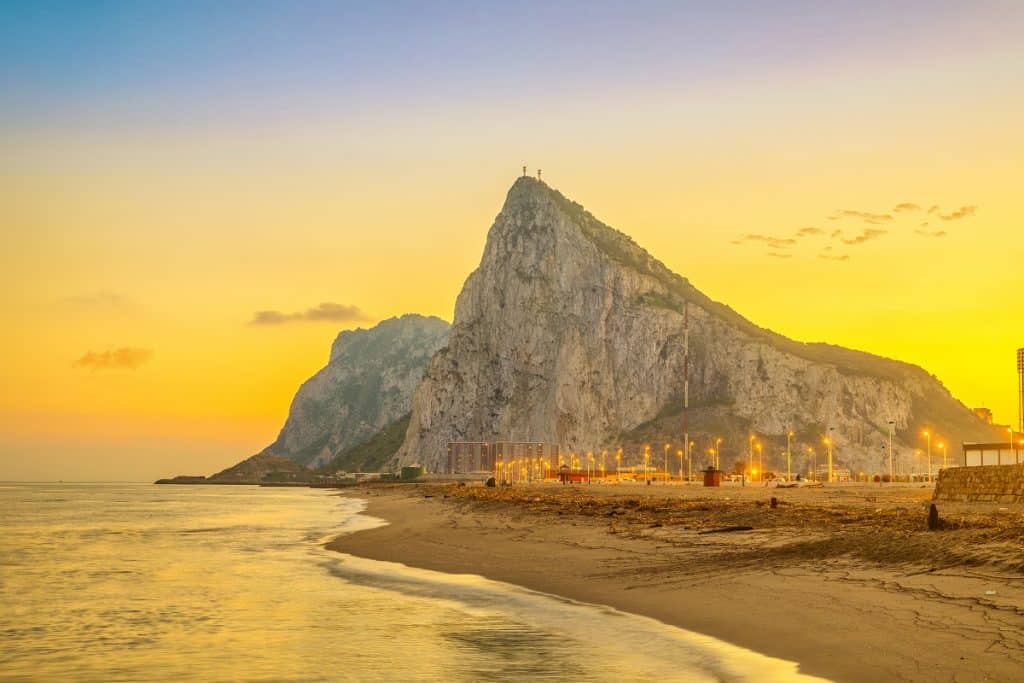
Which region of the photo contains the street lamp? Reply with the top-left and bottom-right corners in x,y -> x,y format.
923,430 -> 932,482
807,446 -> 816,481
827,427 -> 835,482
677,449 -> 684,482
615,448 -> 622,480
938,442 -> 946,471
714,438 -> 723,470
755,442 -> 763,482
688,441 -> 695,481
643,445 -> 651,483
786,430 -> 794,481
887,419 -> 895,484
748,435 -> 755,480
663,443 -> 671,483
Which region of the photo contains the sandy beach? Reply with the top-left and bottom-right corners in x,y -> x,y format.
327,481 -> 1024,682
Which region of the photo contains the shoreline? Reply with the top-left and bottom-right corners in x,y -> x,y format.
326,483 -> 1024,682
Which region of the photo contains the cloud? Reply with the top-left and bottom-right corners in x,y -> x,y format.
892,203 -> 920,212
828,209 -> 893,224
249,302 -> 371,326
818,253 -> 850,261
61,291 -> 138,314
796,227 -> 824,237
938,205 -> 977,221
915,228 -> 947,238
73,347 -> 152,371
765,252 -> 792,259
838,228 -> 888,245
733,234 -> 797,249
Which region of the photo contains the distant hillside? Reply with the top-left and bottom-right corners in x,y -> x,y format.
255,314 -> 449,468
320,414 -> 411,474
208,453 -> 312,484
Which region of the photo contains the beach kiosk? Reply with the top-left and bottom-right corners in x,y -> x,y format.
703,467 -> 722,487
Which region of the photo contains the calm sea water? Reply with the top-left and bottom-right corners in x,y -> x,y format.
0,483 -> 823,682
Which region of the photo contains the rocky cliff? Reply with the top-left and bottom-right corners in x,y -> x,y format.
394,177 -> 999,475
258,314 -> 449,468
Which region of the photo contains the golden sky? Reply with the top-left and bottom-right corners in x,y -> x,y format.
2,2 -> 1022,480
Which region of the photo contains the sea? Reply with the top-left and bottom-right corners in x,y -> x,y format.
0,483 -> 824,682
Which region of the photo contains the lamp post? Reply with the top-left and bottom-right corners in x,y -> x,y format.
786,430 -> 794,481
615,448 -> 622,480
823,430 -> 831,483
887,419 -> 895,484
938,442 -> 946,471
807,446 -> 816,481
748,435 -> 755,481
643,445 -> 651,483
755,442 -> 763,482
663,443 -> 670,483
923,431 -> 932,482
715,438 -> 723,470
677,449 -> 684,482
688,440 -> 695,481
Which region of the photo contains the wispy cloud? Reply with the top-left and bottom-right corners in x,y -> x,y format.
915,228 -> 947,238
892,203 -> 920,213
837,228 -> 888,245
249,302 -> 371,326
828,209 -> 893,224
818,252 -> 850,261
796,227 -> 824,237
73,347 -> 153,371
731,234 -> 798,249
938,205 -> 977,221
61,291 -> 138,314
765,252 -> 792,259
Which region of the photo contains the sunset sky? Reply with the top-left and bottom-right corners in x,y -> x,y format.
3,1 -> 1022,480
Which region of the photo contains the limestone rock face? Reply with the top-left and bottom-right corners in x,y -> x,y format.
260,314 -> 449,468
394,178 -> 998,474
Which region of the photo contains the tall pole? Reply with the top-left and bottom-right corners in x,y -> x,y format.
748,435 -> 754,481
683,299 -> 690,477
786,429 -> 793,481
923,431 -> 932,482
664,443 -> 670,483
1018,348 -> 1024,437
887,419 -> 895,484
827,427 -> 835,482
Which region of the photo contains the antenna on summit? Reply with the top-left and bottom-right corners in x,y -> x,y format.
537,169 -> 542,181
522,165 -> 527,177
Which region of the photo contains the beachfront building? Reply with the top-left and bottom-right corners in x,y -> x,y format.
961,441 -> 1024,467
814,464 -> 852,482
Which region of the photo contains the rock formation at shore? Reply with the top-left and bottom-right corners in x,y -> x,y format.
256,314 -> 449,469
394,177 -> 999,474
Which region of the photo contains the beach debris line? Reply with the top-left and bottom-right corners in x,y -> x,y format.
697,525 -> 754,535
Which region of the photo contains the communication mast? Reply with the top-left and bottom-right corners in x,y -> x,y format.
683,300 -> 690,474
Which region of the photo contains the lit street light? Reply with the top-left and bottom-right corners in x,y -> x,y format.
887,419 -> 895,484
786,429 -> 794,481
755,442 -> 763,482
923,430 -> 932,482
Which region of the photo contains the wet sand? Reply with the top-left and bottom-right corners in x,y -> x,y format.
327,481 -> 1024,682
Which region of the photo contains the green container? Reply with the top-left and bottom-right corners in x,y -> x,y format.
400,465 -> 425,481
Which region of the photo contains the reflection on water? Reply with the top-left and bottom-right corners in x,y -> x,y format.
0,483 -> 825,682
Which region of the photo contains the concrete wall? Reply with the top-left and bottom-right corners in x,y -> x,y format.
933,463 -> 1024,504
